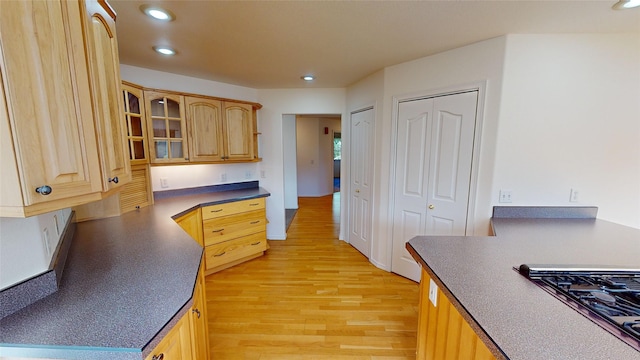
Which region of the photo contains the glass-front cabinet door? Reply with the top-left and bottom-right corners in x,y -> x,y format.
144,91 -> 189,163
122,83 -> 148,165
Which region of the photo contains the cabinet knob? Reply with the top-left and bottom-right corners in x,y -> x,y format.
192,308 -> 201,319
35,185 -> 52,195
428,204 -> 435,210
152,354 -> 164,360
108,177 -> 119,184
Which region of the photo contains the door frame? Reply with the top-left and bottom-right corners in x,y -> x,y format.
387,82 -> 487,266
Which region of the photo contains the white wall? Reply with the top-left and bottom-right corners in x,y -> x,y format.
346,33 -> 639,272
494,34 -> 640,228
296,117 -> 321,196
283,115 -> 298,209
0,208 -> 71,290
346,37 -> 507,270
120,65 -> 258,101
256,89 -> 346,240
296,116 -> 340,197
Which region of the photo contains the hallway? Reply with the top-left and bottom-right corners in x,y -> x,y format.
206,193 -> 420,359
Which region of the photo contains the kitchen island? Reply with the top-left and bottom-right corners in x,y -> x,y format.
407,207 -> 640,360
0,182 -> 270,360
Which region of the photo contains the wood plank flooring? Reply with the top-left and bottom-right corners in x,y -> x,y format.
205,194 -> 420,359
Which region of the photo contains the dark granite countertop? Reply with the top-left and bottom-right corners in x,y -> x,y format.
407,212 -> 640,360
0,184 -> 270,360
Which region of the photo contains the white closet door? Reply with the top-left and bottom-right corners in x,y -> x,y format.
391,91 -> 478,281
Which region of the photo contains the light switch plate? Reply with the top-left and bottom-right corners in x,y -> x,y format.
429,278 -> 438,307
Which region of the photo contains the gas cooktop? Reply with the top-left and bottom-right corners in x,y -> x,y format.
519,264 -> 640,352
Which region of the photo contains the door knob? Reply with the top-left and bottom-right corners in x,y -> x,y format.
355,189 -> 360,193
428,204 -> 435,209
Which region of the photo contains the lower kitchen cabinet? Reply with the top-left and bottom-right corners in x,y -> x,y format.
201,197 -> 268,275
417,268 -> 496,360
175,208 -> 204,247
145,311 -> 193,360
145,263 -> 209,360
189,263 -> 210,360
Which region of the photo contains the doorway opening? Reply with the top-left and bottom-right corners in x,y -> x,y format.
283,114 -> 342,233
333,132 -> 341,192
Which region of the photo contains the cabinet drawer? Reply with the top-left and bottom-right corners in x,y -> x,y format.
202,197 -> 265,220
203,209 -> 266,246
205,232 -> 267,270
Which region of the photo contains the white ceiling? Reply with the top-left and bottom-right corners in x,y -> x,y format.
110,0 -> 640,89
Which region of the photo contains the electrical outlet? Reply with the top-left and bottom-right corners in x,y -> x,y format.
160,178 -> 169,188
429,279 -> 438,307
570,189 -> 579,202
499,190 -> 513,203
260,170 -> 266,178
245,171 -> 252,179
221,173 -> 227,182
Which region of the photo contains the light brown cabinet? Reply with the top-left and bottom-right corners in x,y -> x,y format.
185,97 -> 224,162
145,311 -> 193,360
84,0 -> 131,192
184,96 -> 257,163
0,0 -> 128,217
223,101 -> 256,161
122,82 -> 150,165
145,91 -> 189,164
202,198 -> 268,275
417,268 -> 496,360
189,262 -> 210,360
175,208 -> 204,247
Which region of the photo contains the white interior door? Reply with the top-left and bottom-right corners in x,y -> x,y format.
349,108 -> 374,258
391,91 -> 478,281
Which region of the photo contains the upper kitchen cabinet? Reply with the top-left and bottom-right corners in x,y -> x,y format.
145,91 -> 190,164
83,0 -> 131,192
223,102 -> 256,161
122,82 -> 149,165
186,97 -> 224,162
0,0 -> 104,217
185,96 -> 259,163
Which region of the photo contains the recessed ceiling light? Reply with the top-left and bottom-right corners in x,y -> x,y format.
140,5 -> 175,21
301,75 -> 315,81
153,46 -> 176,56
612,0 -> 640,9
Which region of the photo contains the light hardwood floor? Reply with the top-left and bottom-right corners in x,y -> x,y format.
205,193 -> 420,359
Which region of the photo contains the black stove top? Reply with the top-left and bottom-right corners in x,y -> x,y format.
519,264 -> 640,352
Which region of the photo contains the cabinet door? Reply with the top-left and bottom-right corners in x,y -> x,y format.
122,83 -> 149,165
185,97 -> 224,162
223,102 -> 255,161
145,91 -> 189,163
145,312 -> 193,360
190,266 -> 210,360
0,0 -> 102,206
84,0 -> 131,191
175,208 -> 204,246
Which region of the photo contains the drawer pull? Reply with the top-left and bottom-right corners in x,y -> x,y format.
212,228 -> 224,233
251,241 -> 261,246
210,209 -> 223,213
249,203 -> 260,206
214,252 -> 226,257
152,354 -> 164,360
250,221 -> 260,225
